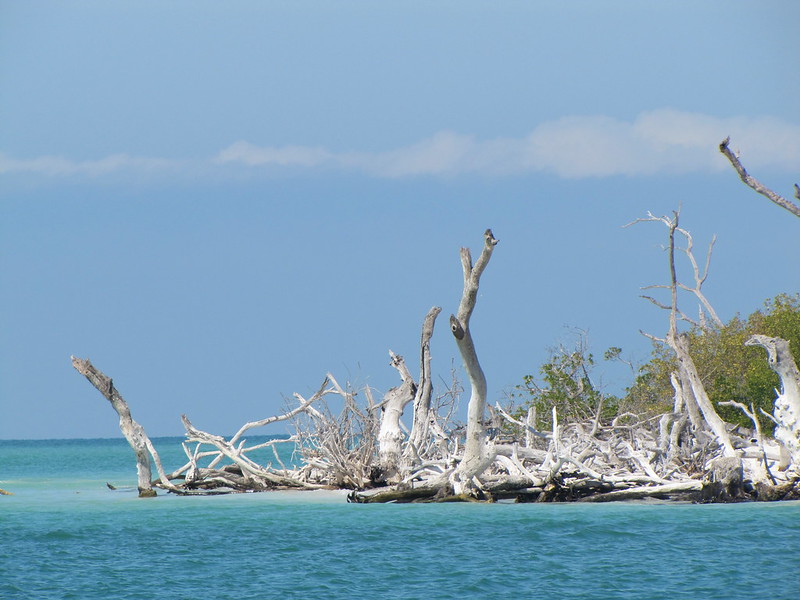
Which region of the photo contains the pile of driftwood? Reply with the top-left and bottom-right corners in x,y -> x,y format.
72,228 -> 800,503
70,141 -> 800,502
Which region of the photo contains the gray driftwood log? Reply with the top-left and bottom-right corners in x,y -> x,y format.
71,356 -> 158,497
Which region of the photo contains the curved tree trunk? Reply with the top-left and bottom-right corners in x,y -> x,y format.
450,229 -> 499,494
377,352 -> 416,480
406,306 -> 442,460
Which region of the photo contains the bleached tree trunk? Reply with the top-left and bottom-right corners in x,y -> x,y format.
631,210 -> 735,457
377,352 -> 416,479
746,335 -> 800,467
661,213 -> 734,456
450,229 -> 499,494
670,371 -> 703,433
670,334 -> 736,456
71,356 -> 157,497
406,306 -> 442,460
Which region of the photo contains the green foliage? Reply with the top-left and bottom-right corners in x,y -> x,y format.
514,294 -> 800,433
624,293 -> 800,430
512,333 -> 619,429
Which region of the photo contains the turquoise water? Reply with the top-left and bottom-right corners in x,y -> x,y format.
2,439 -> 799,599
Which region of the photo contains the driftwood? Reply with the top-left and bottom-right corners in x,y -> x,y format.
71,356 -> 159,497
746,335 -> 800,467
629,211 -> 737,458
405,307 -> 443,464
72,228 -> 800,503
377,352 -> 417,479
450,228 -> 498,493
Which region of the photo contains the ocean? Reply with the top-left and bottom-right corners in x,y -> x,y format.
1,437 -> 798,600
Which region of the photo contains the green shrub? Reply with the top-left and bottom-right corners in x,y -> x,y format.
623,293 -> 800,430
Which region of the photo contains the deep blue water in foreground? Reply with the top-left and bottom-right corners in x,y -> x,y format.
2,438 -> 799,600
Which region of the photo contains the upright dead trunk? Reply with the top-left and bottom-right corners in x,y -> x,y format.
377,352 -> 416,480
406,306 -> 442,459
656,211 -> 734,456
71,356 -> 157,497
450,229 -> 498,493
669,334 -> 736,456
746,335 -> 800,466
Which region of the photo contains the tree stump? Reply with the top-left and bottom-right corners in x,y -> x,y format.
701,456 -> 744,502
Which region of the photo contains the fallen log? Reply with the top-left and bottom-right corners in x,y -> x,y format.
577,481 -> 702,503
348,486 -> 441,504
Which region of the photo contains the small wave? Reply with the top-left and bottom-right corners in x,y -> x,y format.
39,529 -> 80,541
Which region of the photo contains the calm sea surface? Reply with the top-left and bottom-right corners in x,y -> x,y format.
1,437 -> 798,600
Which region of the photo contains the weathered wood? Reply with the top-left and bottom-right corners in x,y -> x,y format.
746,335 -> 800,465
450,229 -> 498,494
700,456 -> 744,502
71,356 -> 157,497
406,306 -> 442,461
68,219 -> 800,503
377,352 -> 416,479
181,415 -> 320,490
288,375 -> 381,489
227,377 -> 333,448
753,481 -> 800,502
347,486 -> 440,503
671,333 -> 736,457
577,481 -> 702,503
719,137 -> 800,218
631,211 -> 736,457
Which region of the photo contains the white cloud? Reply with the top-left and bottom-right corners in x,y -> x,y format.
516,109 -> 800,177
0,152 -> 178,177
3,110 -> 799,181
215,141 -> 332,168
217,110 -> 800,178
353,131 -> 479,177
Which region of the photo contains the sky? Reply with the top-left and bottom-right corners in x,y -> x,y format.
1,1 -> 799,440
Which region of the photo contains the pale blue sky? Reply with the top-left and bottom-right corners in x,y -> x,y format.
1,1 -> 799,439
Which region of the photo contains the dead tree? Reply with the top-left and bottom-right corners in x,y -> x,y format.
377,352 -> 417,480
449,229 -> 499,494
719,137 -> 800,218
71,356 -> 161,496
376,306 -> 444,481
626,211 -> 735,458
353,227 -> 743,504
72,223 -> 800,503
405,306 -> 443,463
746,335 -> 800,469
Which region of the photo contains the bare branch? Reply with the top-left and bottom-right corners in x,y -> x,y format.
228,377 -> 333,446
719,137 -> 800,218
